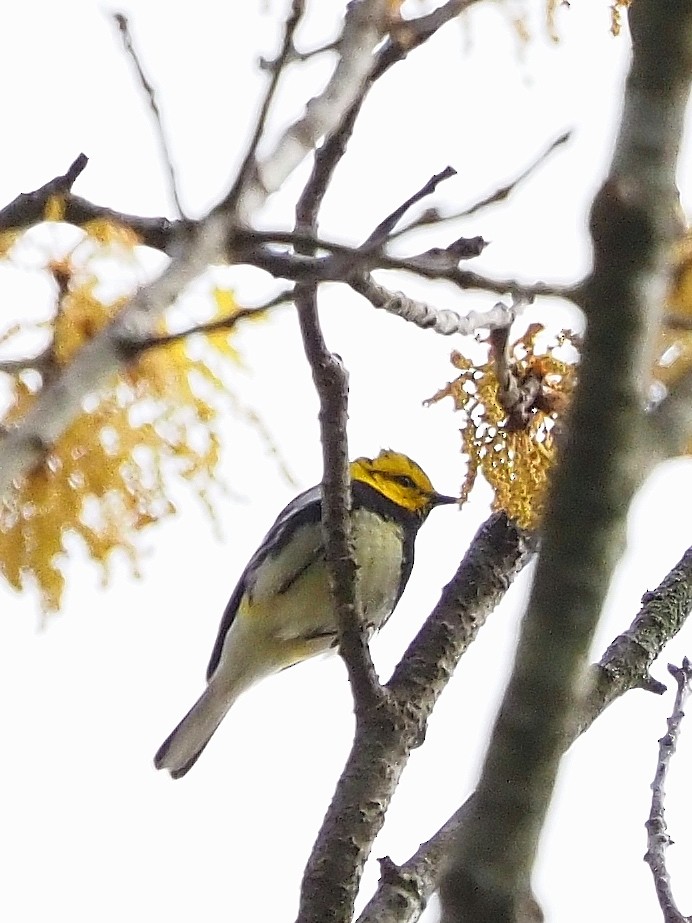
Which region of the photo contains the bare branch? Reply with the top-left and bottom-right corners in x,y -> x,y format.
441,0 -> 692,917
358,805 -> 474,923
294,272 -> 382,713
113,13 -> 184,218
349,275 -> 523,335
0,161 -> 184,252
229,0 -> 392,223
363,166 -> 457,248
64,197 -> 185,251
293,38 -> 389,922
390,131 -> 572,239
0,347 -> 53,375
577,546 -> 692,738
388,514 -> 535,710
227,0 -> 307,212
291,77 -> 384,721
299,514 -> 534,923
126,303 -> 276,354
361,545 -> 692,923
232,228 -> 568,300
0,154 -> 88,229
644,659 -> 692,923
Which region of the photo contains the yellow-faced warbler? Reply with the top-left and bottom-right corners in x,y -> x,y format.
155,449 -> 456,778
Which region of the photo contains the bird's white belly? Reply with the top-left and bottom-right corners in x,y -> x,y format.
247,508 -> 405,656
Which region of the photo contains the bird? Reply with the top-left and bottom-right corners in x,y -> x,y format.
154,449 -> 456,778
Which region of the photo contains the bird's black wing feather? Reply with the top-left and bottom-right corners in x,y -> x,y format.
205,485 -> 323,680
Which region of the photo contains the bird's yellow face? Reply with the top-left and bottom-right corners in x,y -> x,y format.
350,449 -> 456,515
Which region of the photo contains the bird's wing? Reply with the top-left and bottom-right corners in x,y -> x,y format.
206,484 -> 323,681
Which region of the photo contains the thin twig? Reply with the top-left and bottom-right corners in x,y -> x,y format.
0,348 -> 53,375
259,38 -> 339,72
122,304 -> 273,354
230,225 -> 566,295
0,154 -> 88,230
363,166 -> 457,247
389,131 -> 572,239
230,0 -> 392,224
360,545 -> 692,923
226,0 -> 307,213
114,13 -> 185,218
644,659 -> 692,923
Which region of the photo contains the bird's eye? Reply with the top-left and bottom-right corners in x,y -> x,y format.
393,474 -> 417,490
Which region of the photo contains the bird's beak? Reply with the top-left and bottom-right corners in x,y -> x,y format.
431,492 -> 458,507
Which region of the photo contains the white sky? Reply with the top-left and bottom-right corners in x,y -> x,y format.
0,2 -> 691,922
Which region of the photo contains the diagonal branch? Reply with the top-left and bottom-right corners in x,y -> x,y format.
389,131 -> 571,239
577,545 -> 692,737
114,13 -> 184,218
363,166 -> 457,248
228,0 -> 392,224
440,1 -> 692,917
226,0 -> 307,213
124,296 -> 287,355
359,544 -> 692,923
644,659 -> 692,923
0,154 -> 88,229
298,514 -> 534,923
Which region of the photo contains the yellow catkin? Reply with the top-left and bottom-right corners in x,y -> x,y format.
0,220 -> 246,612
428,325 -> 578,529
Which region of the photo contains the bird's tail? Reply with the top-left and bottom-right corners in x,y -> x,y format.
154,681 -> 241,779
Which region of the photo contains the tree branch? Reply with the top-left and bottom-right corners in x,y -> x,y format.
298,513 -> 534,923
577,545 -> 692,737
348,276 -> 524,335
388,131 -> 571,240
231,229 -> 566,301
360,544 -> 692,923
113,13 -> 184,218
0,154 -> 88,229
0,212 -> 228,495
124,301 -> 281,354
226,0 -> 307,213
644,659 -> 692,923
363,166 -> 457,248
440,1 -> 692,919
291,56 -> 384,723
227,0 -> 392,223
